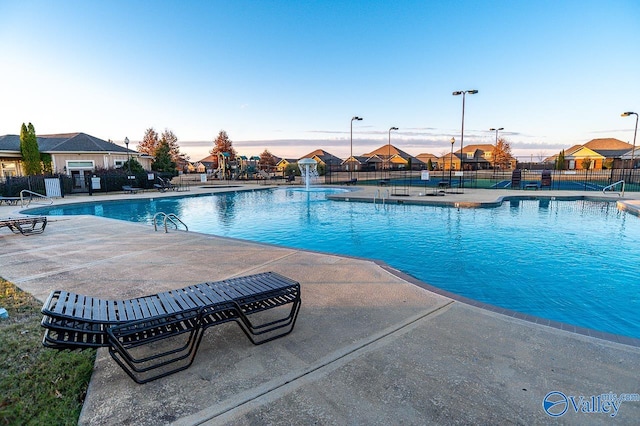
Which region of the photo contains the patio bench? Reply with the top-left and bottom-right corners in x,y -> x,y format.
0,216 -> 47,235
41,271 -> 301,383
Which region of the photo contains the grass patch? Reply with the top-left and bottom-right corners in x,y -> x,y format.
0,278 -> 95,426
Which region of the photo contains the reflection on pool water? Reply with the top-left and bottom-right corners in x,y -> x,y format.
28,188 -> 640,340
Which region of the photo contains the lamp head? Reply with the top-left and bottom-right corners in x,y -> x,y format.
390,126 -> 398,131
468,89 -> 479,94
452,91 -> 462,96
621,112 -> 637,117
124,137 -> 129,147
450,137 -> 455,145
498,127 -> 504,130
352,116 -> 363,121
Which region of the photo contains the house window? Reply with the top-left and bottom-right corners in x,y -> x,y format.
67,161 -> 94,168
114,160 -> 125,168
466,152 -> 474,159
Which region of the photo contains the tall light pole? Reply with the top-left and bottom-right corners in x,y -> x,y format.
124,137 -> 131,176
452,89 -> 478,188
350,116 -> 363,180
449,137 -> 455,187
388,126 -> 398,179
621,112 -> 638,175
489,127 -> 503,171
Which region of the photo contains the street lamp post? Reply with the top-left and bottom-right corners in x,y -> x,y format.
449,137 -> 455,188
388,126 -> 398,179
621,112 -> 638,178
452,89 -> 478,188
124,137 -> 131,177
489,127 -> 503,172
350,116 -> 363,180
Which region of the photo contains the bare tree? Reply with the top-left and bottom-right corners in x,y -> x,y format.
536,150 -> 549,163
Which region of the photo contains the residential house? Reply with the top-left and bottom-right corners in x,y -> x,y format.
341,155 -> 369,172
299,149 -> 343,169
620,147 -> 640,169
0,132 -> 152,181
416,153 -> 440,170
275,158 -> 297,173
197,154 -> 217,172
457,144 -> 496,170
563,138 -> 632,170
360,145 -> 425,170
440,152 -> 460,171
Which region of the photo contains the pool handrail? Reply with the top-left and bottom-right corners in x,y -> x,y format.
153,212 -> 188,233
602,180 -> 624,196
20,190 -> 53,207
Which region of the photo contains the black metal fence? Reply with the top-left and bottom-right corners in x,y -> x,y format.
3,168 -> 638,195
0,172 -> 176,197
323,165 -> 639,192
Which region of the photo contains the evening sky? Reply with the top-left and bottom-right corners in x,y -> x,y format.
1,0 -> 639,161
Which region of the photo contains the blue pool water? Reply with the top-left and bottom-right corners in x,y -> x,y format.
28,189 -> 640,340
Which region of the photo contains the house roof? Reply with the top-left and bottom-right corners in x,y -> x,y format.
0,132 -> 135,154
363,144 -> 412,160
198,154 -> 217,163
566,138 -> 632,158
416,153 -> 439,163
361,144 -> 425,165
300,149 -> 342,164
584,138 -> 631,151
459,144 -> 494,153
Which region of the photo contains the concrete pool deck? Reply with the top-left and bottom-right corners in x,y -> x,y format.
1,184 -> 640,424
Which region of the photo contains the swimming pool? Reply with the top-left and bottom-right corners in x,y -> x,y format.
28,189 -> 640,340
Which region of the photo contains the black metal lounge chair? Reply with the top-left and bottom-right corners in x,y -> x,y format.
122,185 -> 142,194
0,216 -> 47,235
41,271 -> 301,383
154,178 -> 176,192
0,196 -> 21,206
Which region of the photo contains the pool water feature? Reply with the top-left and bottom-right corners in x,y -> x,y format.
298,158 -> 319,191
28,189 -> 640,340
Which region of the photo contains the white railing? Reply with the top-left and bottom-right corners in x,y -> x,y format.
153,212 -> 188,233
19,190 -> 53,207
602,180 -> 625,196
373,188 -> 389,207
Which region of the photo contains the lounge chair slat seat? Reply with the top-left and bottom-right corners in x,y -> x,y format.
121,299 -> 136,321
157,291 -> 182,315
41,271 -> 301,383
172,289 -> 200,310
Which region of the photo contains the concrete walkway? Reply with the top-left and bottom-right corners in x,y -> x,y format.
1,185 -> 639,425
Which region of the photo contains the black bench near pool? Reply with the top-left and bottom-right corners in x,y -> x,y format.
41,272 -> 301,384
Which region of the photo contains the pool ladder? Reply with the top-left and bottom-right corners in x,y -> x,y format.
373,189 -> 389,208
602,180 -> 624,196
153,212 -> 188,233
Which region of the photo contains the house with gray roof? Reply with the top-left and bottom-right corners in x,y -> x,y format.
0,132 -> 152,180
